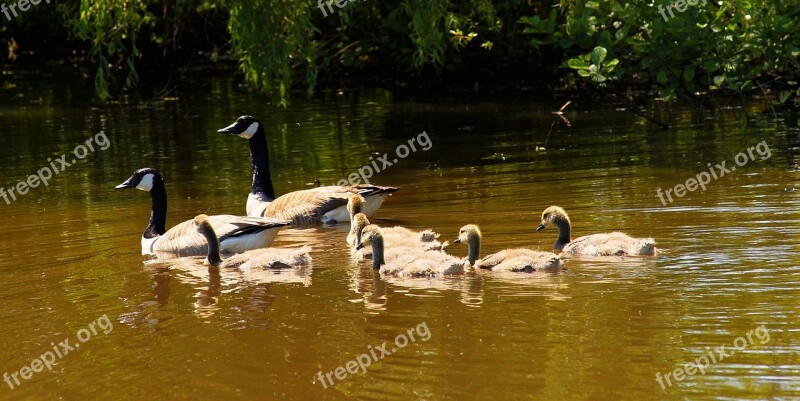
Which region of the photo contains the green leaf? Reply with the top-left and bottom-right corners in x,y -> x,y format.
713,75 -> 725,86
591,46 -> 607,65
567,58 -> 588,70
779,91 -> 790,104
657,70 -> 668,84
683,66 -> 696,82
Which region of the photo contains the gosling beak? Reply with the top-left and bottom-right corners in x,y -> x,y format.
536,223 -> 546,232
355,243 -> 365,251
217,122 -> 239,134
114,179 -> 135,190
453,238 -> 461,244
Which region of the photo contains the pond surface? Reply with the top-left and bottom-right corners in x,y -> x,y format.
1,76 -> 799,400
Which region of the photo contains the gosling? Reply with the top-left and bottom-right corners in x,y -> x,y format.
194,214 -> 312,270
536,206 -> 657,256
454,224 -> 562,272
347,195 -> 447,259
357,225 -> 464,277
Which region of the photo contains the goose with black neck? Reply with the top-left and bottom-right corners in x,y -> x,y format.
218,115 -> 399,227
115,168 -> 291,257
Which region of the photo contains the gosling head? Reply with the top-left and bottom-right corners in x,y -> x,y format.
351,213 -> 371,247
454,224 -> 481,244
537,206 -> 570,232
356,224 -> 383,251
193,214 -> 211,230
217,115 -> 263,140
115,167 -> 163,192
347,194 -> 366,217
455,224 -> 481,265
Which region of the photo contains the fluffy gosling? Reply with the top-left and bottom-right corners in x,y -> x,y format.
536,206 -> 657,256
194,214 -> 312,270
346,195 -> 447,259
357,225 -> 464,277
454,224 -> 562,272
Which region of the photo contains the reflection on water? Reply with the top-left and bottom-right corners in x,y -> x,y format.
0,75 -> 798,400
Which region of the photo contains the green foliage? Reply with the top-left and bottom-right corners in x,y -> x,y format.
226,0 -> 317,106
567,46 -> 619,85
64,0 -> 156,100
4,0 -> 796,104
521,0 -> 800,101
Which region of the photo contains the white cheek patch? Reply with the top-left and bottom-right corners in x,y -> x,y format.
136,174 -> 154,192
239,122 -> 259,139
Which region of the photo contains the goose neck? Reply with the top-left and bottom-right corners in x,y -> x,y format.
144,179 -> 168,239
249,129 -> 276,201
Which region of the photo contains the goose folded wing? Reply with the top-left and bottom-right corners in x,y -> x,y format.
264,188 -> 353,225
153,215 -> 289,257
350,184 -> 399,197
213,215 -> 291,241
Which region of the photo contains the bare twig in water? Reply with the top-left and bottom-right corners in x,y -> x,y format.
546,101 -> 573,146
756,80 -> 779,119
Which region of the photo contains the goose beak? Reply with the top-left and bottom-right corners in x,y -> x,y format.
453,238 -> 461,244
355,243 -> 365,251
115,179 -> 135,189
217,122 -> 239,135
536,223 -> 546,232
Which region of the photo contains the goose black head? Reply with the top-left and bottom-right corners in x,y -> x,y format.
115,168 -> 163,192
217,115 -> 263,140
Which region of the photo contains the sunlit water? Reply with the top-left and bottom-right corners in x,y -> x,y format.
1,77 -> 799,400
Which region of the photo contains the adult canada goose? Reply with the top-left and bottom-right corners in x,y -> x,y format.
217,115 -> 399,226
454,224 -> 562,272
357,225 -> 465,277
115,168 -> 290,257
346,195 -> 445,252
194,214 -> 312,269
536,206 -> 657,256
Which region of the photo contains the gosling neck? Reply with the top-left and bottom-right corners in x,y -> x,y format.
553,215 -> 572,250
371,236 -> 386,270
348,201 -> 362,220
467,233 -> 481,265
198,224 -> 223,266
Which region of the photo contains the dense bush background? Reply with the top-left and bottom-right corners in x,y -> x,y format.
1,0 -> 798,104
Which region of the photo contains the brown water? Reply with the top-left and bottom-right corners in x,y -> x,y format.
1,77 -> 799,400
